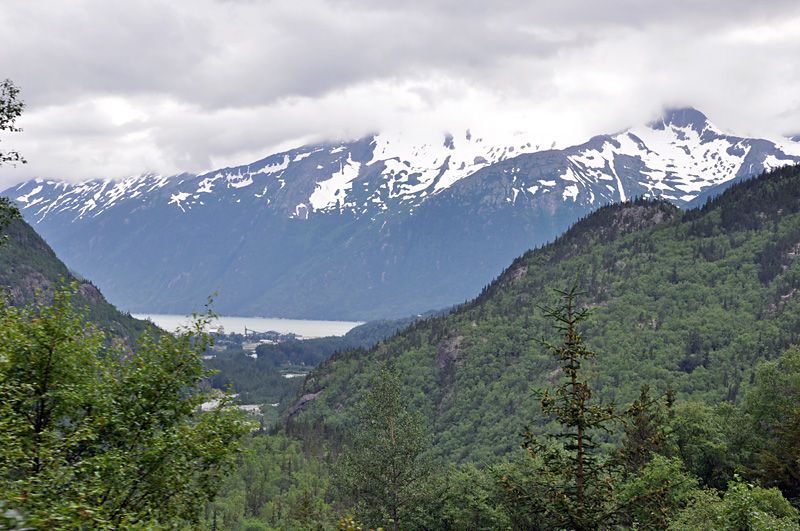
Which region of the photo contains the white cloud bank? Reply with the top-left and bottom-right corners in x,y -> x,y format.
1,0 -> 800,190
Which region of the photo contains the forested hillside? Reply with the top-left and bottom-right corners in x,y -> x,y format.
293,163 -> 800,464
0,207 -> 248,529
0,217 -> 151,344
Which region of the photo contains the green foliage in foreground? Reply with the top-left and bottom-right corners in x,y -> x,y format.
504,280 -> 678,530
200,422 -> 345,531
205,426 -> 520,531
0,286 -> 251,530
0,78 -> 26,166
667,476 -> 800,531
745,345 -> 800,502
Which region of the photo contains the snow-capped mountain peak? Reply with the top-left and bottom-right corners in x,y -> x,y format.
8,108 -> 800,230
5,108 -> 800,320
548,107 -> 800,207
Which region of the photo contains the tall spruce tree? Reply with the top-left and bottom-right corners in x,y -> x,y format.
503,278 -> 675,530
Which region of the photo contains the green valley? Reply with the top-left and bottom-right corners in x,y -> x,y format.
6,165 -> 800,530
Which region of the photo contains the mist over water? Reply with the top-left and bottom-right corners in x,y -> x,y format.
131,313 -> 363,338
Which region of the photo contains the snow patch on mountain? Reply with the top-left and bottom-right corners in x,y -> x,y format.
309,155 -> 362,211
169,192 -> 191,212
779,138 -> 800,155
196,174 -> 221,194
368,128 -> 546,198
257,155 -> 290,175
12,174 -> 172,221
550,110 -> 799,207
763,153 -> 795,170
226,170 -> 254,189
16,184 -> 43,203
563,184 -> 579,201
293,149 -> 320,162
621,118 -> 747,198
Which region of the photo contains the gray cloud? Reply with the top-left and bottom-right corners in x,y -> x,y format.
1,0 -> 800,189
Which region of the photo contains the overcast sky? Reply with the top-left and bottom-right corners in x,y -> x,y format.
1,0 -> 800,191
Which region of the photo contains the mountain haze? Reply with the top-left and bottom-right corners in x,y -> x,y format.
4,108 -> 799,319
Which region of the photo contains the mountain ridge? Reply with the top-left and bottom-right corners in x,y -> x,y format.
4,108 -> 799,320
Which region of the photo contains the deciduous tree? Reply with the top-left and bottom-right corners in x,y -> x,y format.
0,77 -> 23,245
746,345 -> 800,502
0,78 -> 26,166
667,475 -> 800,531
0,285 -> 250,529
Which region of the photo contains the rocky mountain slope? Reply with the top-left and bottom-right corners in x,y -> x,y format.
4,108 -> 799,319
0,218 -> 152,344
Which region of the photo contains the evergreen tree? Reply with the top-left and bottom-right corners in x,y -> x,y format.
621,385 -> 672,473
336,362 -> 434,531
503,278 -> 676,530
